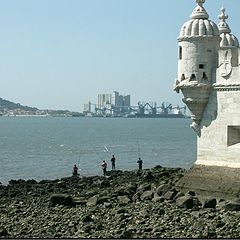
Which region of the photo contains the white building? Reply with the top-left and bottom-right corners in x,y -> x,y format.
174,0 -> 240,198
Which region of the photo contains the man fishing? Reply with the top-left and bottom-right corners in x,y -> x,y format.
137,157 -> 143,170
101,160 -> 107,176
111,154 -> 116,170
72,164 -> 79,176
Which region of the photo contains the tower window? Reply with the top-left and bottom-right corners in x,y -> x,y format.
179,46 -> 182,60
227,126 -> 240,147
199,64 -> 205,69
181,74 -> 185,81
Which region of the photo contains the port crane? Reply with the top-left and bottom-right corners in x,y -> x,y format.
84,101 -> 187,117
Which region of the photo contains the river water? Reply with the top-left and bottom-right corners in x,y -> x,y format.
0,117 -> 197,184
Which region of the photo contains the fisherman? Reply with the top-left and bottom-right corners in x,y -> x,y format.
137,157 -> 143,170
72,164 -> 79,176
101,160 -> 107,176
111,154 -> 116,170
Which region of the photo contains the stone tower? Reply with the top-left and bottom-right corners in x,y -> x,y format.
174,0 -> 240,199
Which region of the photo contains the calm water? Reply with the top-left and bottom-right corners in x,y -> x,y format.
0,117 -> 197,185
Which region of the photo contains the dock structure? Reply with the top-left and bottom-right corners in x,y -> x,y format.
174,0 -> 240,199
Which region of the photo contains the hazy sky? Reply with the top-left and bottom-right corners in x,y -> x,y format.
0,0 -> 239,111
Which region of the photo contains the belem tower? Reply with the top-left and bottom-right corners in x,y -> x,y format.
174,0 -> 240,198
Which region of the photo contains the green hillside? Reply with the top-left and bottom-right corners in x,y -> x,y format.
0,98 -> 38,111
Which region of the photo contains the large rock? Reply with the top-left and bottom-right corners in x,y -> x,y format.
163,190 -> 177,201
176,196 -> 201,209
223,199 -> 240,211
202,198 -> 217,208
117,195 -> 131,205
87,195 -> 99,206
156,184 -> 171,196
140,191 -> 154,201
49,194 -> 75,207
136,183 -> 151,195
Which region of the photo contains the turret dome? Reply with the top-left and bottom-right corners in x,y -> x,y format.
179,0 -> 219,39
218,7 -> 239,48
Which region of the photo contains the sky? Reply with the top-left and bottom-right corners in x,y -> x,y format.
0,0 -> 240,112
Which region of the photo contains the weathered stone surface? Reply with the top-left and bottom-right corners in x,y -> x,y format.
176,165 -> 240,199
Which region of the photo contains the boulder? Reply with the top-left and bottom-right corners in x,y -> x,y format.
136,183 -> 151,195
176,196 -> 201,209
172,191 -> 184,202
223,199 -> 240,211
156,184 -> 171,196
118,195 -> 131,205
49,194 -> 75,207
87,195 -> 99,206
202,198 -> 217,208
163,190 -> 177,201
140,191 -> 154,201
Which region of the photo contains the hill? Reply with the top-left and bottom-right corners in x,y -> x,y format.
0,97 -> 38,112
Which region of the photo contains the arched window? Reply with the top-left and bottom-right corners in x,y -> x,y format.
181,74 -> 185,81
190,74 -> 196,81
202,72 -> 208,81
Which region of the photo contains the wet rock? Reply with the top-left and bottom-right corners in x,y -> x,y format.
49,194 -> 75,207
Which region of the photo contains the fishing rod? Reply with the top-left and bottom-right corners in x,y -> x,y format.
137,138 -> 141,159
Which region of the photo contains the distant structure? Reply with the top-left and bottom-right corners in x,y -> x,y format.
83,91 -> 131,117
174,0 -> 240,198
83,92 -> 187,118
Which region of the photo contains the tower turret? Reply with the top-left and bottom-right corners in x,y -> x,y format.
174,0 -> 220,135
216,7 -> 239,79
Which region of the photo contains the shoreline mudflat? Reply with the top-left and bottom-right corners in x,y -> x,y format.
0,166 -> 239,238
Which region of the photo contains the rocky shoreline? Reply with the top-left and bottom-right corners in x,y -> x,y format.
0,166 -> 240,238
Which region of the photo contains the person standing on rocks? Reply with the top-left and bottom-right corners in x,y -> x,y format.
137,157 -> 143,170
111,154 -> 116,170
72,164 -> 79,176
101,160 -> 107,176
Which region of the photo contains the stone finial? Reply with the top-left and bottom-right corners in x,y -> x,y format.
218,7 -> 231,34
196,0 -> 205,7
191,0 -> 209,19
